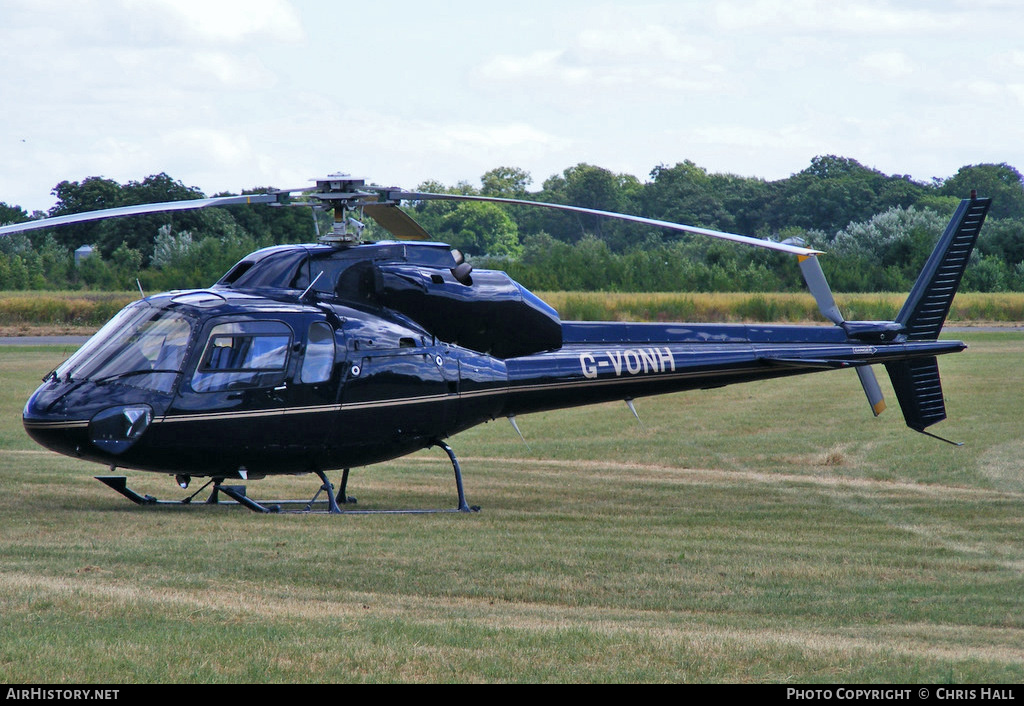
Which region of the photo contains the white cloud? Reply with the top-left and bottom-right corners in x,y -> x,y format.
187,52 -> 278,88
574,25 -> 701,64
475,20 -> 724,107
2,0 -> 1024,213
2,0 -> 303,47
479,50 -> 567,82
858,51 -> 916,80
713,0 -> 960,35
285,110 -> 570,190
121,0 -> 304,44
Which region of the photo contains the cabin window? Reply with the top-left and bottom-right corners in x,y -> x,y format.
191,321 -> 292,392
220,260 -> 254,284
299,322 -> 335,384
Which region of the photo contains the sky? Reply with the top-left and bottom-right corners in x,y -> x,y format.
2,0 -> 1023,214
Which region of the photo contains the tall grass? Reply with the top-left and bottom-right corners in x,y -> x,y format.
3,291 -> 1024,332
0,291 -> 134,327
543,291 -> 1024,324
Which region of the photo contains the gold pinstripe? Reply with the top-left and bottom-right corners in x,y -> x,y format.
24,364 -> 761,428
22,419 -> 90,430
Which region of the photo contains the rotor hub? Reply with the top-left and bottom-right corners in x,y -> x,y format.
310,174 -> 372,246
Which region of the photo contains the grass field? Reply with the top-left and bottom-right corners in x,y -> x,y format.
1,334 -> 1023,683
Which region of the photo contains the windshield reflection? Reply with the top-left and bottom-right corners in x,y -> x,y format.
55,303 -> 193,393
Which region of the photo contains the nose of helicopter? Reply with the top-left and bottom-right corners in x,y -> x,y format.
22,379 -> 80,454
22,380 -> 157,462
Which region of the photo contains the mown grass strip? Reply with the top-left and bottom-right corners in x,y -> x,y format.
1,336 -> 1023,682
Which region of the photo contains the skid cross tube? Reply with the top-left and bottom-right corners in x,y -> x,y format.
93,441 -> 481,514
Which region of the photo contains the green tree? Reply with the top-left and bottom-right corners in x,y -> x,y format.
0,254 -> 29,288
962,254 -> 1011,292
480,166 -> 532,197
438,202 -> 521,257
770,155 -> 930,236
44,173 -> 243,262
532,163 -> 643,245
49,176 -> 122,216
77,251 -> 117,289
406,179 -> 473,242
0,202 -> 29,225
110,241 -> 143,290
218,187 -> 323,244
35,236 -> 74,288
977,218 -> 1024,266
47,176 -> 123,255
940,163 -> 1024,220
106,174 -> 208,259
826,206 -> 949,291
645,161 -> 733,230
150,224 -> 194,268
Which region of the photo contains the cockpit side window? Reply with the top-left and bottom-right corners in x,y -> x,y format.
299,322 -> 335,384
191,321 -> 292,392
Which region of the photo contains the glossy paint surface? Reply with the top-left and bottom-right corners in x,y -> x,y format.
23,281 -> 966,479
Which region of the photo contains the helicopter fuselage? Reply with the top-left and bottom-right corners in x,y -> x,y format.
22,244 -> 965,482
3,184 -> 990,511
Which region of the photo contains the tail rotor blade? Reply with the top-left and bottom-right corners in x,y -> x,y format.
796,254 -> 886,416
798,254 -> 844,325
856,365 -> 886,417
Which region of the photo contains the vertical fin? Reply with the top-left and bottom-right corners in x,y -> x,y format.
885,358 -> 947,431
883,197 -> 991,436
897,197 -> 991,341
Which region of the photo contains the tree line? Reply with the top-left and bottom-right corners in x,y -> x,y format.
2,157 -> 1023,293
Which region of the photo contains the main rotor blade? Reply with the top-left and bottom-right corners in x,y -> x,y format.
386,191 -> 824,257
0,193 -> 283,237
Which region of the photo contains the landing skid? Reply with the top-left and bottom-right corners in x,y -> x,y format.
95,441 -> 481,515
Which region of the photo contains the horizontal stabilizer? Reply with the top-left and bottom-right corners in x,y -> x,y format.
763,356 -> 859,369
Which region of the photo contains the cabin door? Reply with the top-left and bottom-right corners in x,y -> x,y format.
340,344 -> 456,448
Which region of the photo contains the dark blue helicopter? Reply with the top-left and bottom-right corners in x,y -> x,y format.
0,176 -> 991,513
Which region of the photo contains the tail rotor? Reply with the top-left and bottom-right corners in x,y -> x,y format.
797,253 -> 887,417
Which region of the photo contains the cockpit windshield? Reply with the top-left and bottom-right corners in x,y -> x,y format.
54,303 -> 193,393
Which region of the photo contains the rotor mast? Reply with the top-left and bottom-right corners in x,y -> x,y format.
309,174 -> 372,246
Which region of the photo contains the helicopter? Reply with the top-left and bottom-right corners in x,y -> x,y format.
0,175 -> 991,514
